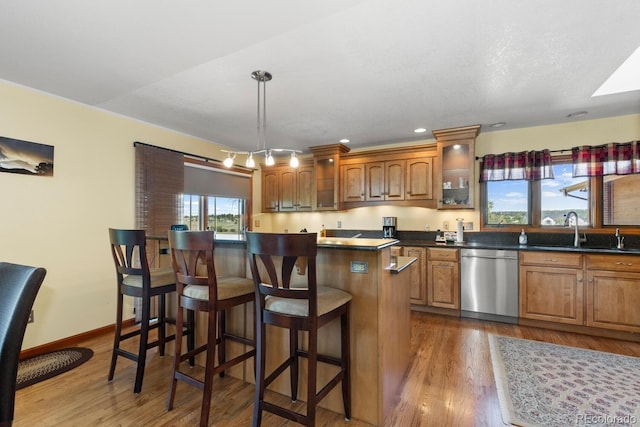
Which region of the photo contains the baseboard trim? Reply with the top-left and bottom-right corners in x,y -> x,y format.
20,319 -> 136,360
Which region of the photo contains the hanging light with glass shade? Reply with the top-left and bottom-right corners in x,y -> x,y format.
222,70 -> 301,168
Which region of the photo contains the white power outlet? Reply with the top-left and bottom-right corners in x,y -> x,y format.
443,220 -> 449,230
337,221 -> 342,229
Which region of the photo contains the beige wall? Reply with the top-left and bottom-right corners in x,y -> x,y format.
0,81 -> 231,349
1,78 -> 638,350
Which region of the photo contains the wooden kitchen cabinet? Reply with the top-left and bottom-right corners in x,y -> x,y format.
341,163 -> 365,203
586,254 -> 640,333
261,162 -> 313,212
427,248 -> 459,309
519,251 -> 584,325
365,160 -> 405,202
310,144 -> 350,211
261,168 -> 279,212
395,246 -> 427,305
405,157 -> 433,200
433,125 -> 480,209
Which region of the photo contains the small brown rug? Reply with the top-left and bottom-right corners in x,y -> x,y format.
17,347 -> 93,389
489,334 -> 640,427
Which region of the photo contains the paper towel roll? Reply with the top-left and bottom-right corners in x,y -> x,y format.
456,219 -> 464,242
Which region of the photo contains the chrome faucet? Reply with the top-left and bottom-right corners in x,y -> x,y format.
615,228 -> 625,249
564,211 -> 587,247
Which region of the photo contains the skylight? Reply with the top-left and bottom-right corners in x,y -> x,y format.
593,45 -> 640,96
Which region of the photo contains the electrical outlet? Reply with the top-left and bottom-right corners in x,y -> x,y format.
464,222 -> 473,230
28,310 -> 34,323
443,220 -> 449,230
254,219 -> 260,228
337,221 -> 342,229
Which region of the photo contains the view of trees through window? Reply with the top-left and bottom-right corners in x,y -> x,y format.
181,194 -> 246,239
485,162 -> 589,227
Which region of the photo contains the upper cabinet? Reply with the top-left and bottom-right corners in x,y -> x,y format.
261,161 -> 314,212
339,146 -> 437,209
310,144 -> 351,211
433,125 -> 480,209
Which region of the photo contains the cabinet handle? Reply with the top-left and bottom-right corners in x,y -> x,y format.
544,258 -> 559,263
615,262 -> 634,266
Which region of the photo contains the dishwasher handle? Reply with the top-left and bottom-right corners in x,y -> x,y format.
460,254 -> 518,260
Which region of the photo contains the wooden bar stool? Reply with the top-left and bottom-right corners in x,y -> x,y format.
107,228 -> 193,394
166,230 -> 255,427
246,232 -> 352,427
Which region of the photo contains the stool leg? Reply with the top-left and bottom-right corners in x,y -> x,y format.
134,296 -> 151,393
187,308 -> 196,366
199,308 -> 218,427
306,326 -> 318,427
218,310 -> 226,377
252,316 -> 266,427
166,298 -> 185,411
108,290 -> 124,382
158,294 -> 166,356
290,328 -> 299,402
341,307 -> 351,420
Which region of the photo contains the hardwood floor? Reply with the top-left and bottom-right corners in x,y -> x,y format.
14,312 -> 640,426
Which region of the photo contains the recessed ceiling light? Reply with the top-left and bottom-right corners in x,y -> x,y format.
414,128 -> 427,133
339,138 -> 350,143
489,122 -> 506,128
567,111 -> 588,118
593,45 -> 640,96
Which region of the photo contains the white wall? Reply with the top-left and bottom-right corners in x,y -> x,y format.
1,77 -> 638,350
0,81 -> 230,349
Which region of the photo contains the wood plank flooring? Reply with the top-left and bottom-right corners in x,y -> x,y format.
14,312 -> 640,426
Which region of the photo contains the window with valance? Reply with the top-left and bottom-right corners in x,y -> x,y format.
479,149 -> 555,182
572,141 -> 640,177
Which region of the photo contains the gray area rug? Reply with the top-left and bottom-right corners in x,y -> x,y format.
488,334 -> 640,427
17,347 -> 93,389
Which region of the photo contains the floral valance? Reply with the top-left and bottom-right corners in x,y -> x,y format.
572,141 -> 640,177
479,149 -> 554,182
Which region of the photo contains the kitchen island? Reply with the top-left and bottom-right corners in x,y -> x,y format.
150,234 -> 414,425
227,236 -> 413,426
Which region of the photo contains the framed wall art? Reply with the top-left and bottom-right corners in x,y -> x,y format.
0,136 -> 54,177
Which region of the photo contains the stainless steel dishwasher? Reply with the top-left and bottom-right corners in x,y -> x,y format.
460,248 -> 519,324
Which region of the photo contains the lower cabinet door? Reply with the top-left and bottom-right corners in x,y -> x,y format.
519,265 -> 584,325
587,270 -> 640,333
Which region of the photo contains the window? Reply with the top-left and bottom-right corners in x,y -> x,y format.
485,180 -> 529,225
181,194 -> 246,240
540,163 -> 589,226
603,174 -> 640,225
182,194 -> 200,231
483,157 -> 590,228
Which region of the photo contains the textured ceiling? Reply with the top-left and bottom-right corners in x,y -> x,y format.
1,1 -> 639,154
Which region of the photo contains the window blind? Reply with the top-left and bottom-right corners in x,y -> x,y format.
135,144 -> 183,235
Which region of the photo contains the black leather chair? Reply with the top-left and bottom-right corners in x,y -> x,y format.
0,262 -> 46,427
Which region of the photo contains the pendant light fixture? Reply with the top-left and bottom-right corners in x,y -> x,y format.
222,70 -> 301,168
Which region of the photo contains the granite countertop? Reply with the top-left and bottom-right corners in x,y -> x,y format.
397,239 -> 640,255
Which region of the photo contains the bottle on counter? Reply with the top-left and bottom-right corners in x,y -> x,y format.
519,229 -> 528,245
320,224 -> 327,237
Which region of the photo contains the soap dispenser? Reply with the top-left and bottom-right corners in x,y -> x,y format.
519,229 -> 528,245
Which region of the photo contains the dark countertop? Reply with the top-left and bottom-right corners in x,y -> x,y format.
328,229 -> 640,256
396,239 -> 640,255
